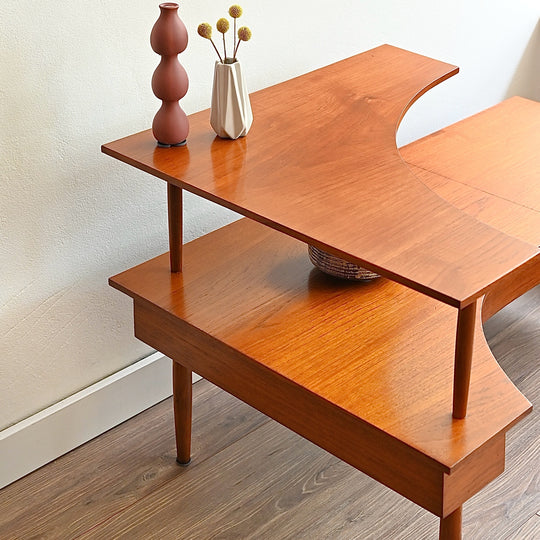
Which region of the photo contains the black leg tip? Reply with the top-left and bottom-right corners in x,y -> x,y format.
157,140 -> 187,148
176,457 -> 191,467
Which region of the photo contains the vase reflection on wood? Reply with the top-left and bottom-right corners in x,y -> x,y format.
210,61 -> 253,140
150,3 -> 189,147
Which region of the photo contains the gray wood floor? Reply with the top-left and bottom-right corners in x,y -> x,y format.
1,287 -> 538,539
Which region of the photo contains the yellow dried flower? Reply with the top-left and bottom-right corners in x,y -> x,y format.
197,23 -> 212,39
198,22 -> 223,63
233,25 -> 252,59
216,18 -> 230,33
228,5 -> 244,58
237,26 -> 252,41
228,5 -> 243,18
216,18 -> 230,60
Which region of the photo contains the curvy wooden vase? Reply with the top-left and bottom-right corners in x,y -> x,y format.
150,3 -> 189,147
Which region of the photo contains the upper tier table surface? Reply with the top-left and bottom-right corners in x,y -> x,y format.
401,97 -> 540,248
102,45 -> 540,308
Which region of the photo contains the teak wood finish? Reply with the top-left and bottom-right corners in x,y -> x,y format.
172,362 -> 192,465
452,300 -> 477,419
400,96 -> 540,321
103,46 -> 540,539
102,45 -> 539,309
167,183 -> 183,273
110,218 -> 530,520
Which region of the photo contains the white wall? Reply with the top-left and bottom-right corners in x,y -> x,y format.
1,0 -> 538,431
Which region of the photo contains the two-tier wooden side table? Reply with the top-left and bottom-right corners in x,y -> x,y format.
103,45 -> 539,539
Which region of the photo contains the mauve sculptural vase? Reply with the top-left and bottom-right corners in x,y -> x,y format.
150,3 -> 189,147
210,61 -> 253,140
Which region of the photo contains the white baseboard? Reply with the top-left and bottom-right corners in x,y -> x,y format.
0,352 -> 200,489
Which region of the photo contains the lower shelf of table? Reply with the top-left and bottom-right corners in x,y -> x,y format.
110,218 -> 531,517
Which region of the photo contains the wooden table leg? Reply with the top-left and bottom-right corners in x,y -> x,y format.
168,184 -> 190,463
452,300 -> 477,419
173,362 -> 192,465
167,183 -> 183,273
439,506 -> 462,539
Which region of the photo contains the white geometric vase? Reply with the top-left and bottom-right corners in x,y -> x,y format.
210,60 -> 253,139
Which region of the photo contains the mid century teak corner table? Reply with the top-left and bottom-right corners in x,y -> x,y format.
103,45 -> 540,539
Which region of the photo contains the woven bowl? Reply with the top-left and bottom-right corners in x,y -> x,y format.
308,245 -> 380,281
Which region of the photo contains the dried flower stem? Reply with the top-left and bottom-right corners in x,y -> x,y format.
211,39 -> 223,63
234,26 -> 252,59
229,5 -> 243,55
233,18 -> 237,58
216,18 -> 230,60
198,22 -> 224,63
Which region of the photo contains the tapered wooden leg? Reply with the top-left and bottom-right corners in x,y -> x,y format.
173,362 -> 192,465
167,183 -> 183,273
452,300 -> 477,418
439,506 -> 462,539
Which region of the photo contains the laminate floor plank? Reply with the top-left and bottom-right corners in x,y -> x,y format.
77,419 -> 438,540
248,460 -> 437,540
77,421 -> 337,539
0,378 -> 269,539
505,513 -> 540,540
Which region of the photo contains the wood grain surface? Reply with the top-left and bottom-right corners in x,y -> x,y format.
167,183 -> 183,272
111,218 -> 530,469
0,288 -> 536,539
102,75 -> 539,537
401,96 -> 540,319
404,161 -> 540,321
102,45 -> 540,308
405,162 -> 540,246
452,300 -> 477,418
173,362 -> 192,465
439,507 -> 461,540
110,217 -> 531,519
0,381 -> 269,539
84,287 -> 538,539
3,64 -> 536,536
401,96 -> 540,213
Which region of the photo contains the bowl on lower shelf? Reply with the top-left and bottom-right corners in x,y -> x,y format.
308,245 -> 380,281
